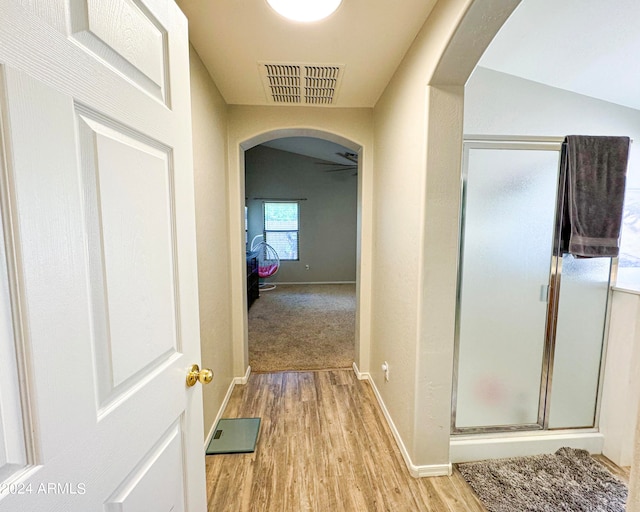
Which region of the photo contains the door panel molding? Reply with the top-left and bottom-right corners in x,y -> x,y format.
104,418 -> 186,512
0,64 -> 32,483
68,0 -> 170,105
75,106 -> 182,410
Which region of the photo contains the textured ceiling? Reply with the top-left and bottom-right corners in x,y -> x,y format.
176,0 -> 437,107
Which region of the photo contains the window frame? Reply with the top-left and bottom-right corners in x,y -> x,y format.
616,187 -> 640,291
263,201 -> 300,261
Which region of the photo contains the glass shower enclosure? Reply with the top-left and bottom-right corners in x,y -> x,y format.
452,139 -> 612,433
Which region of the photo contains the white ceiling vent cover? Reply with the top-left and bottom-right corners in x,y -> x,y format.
259,63 -> 345,105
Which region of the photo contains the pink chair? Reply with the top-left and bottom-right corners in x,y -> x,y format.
254,241 -> 280,291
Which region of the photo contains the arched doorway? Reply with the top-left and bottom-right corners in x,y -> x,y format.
244,136 -> 359,371
227,122 -> 373,380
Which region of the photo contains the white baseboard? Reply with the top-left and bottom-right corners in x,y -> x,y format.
352,362 -> 369,380
204,366 -> 252,450
450,431 -> 605,463
412,463 -> 455,477
236,365 -> 251,385
351,363 -> 452,478
270,281 -> 356,285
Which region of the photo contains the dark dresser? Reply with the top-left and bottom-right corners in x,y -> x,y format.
246,250 -> 259,309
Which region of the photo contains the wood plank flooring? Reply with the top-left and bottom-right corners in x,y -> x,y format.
594,454 -> 630,483
205,370 -> 629,511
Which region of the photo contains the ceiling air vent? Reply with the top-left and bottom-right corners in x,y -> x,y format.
259,63 -> 344,106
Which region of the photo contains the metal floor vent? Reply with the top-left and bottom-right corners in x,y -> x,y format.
259,62 -> 344,105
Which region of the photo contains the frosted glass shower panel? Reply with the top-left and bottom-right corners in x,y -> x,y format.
455,146 -> 559,429
547,256 -> 611,428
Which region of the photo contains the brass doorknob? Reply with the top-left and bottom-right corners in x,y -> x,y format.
186,364 -> 214,387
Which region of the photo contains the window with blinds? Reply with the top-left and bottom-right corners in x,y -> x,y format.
263,202 -> 299,260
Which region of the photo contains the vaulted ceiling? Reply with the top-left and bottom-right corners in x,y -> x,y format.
479,0 -> 640,111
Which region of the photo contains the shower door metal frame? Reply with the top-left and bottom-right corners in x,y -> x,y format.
451,136 -> 613,435
541,142 -> 615,430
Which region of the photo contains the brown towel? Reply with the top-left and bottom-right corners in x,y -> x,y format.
560,135 -> 630,258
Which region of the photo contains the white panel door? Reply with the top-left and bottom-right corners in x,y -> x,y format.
0,1 -> 207,511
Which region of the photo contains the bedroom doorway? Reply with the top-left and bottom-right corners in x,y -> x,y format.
242,134 -> 362,372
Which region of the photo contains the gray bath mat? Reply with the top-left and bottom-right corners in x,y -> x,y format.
458,447 -> 627,512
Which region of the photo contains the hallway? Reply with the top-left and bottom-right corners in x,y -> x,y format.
205,370 -> 487,511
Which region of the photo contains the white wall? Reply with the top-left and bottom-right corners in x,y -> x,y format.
465,65 -> 640,465
189,46 -> 234,439
466,67 -> 640,165
466,66 -> 640,288
600,289 -> 640,467
245,145 -> 357,283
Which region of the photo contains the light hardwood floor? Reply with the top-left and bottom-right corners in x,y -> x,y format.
205,370 -> 629,511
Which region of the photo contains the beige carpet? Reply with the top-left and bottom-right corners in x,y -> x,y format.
248,283 -> 355,372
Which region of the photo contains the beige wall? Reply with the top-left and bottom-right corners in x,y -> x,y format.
371,0 -> 519,470
186,0 -> 527,473
226,106 -> 375,376
371,0 -> 472,470
629,409 -> 640,512
189,46 -> 234,440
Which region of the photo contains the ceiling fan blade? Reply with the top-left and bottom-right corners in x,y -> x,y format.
323,166 -> 358,172
315,161 -> 353,167
336,151 -> 358,163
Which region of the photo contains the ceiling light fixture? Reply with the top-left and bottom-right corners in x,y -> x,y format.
266,0 -> 342,22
